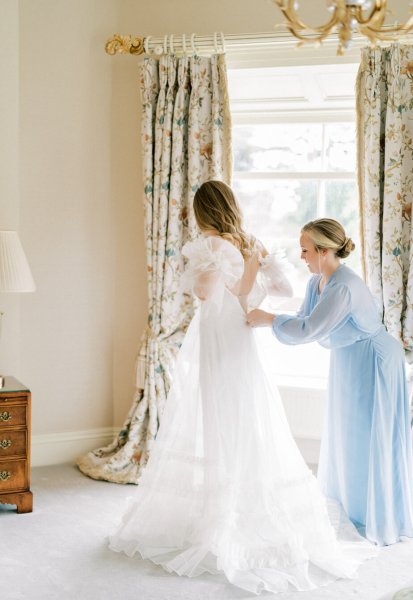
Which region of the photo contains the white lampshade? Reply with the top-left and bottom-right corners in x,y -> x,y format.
0,230 -> 35,292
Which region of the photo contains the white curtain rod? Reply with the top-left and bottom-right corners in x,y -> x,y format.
105,28 -> 413,57
144,31 -> 303,55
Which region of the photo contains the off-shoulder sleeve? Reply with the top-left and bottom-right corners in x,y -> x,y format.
273,283 -> 351,345
181,236 -> 244,305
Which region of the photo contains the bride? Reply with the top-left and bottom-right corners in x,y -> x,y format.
109,180 -> 376,594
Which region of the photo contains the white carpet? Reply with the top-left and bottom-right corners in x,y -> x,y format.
1,464 -> 413,600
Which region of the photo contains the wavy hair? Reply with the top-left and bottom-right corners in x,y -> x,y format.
193,180 -> 253,258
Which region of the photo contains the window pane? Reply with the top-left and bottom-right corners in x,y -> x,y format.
233,178 -> 317,298
233,124 -> 323,173
232,120 -> 360,386
233,177 -> 360,385
324,123 -> 356,172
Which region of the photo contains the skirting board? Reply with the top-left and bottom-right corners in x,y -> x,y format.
31,428 -> 117,467
31,428 -> 320,468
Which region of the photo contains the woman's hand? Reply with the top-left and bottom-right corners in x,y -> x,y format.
246,309 -> 275,328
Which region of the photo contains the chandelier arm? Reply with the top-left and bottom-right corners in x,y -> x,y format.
274,1 -> 413,54
354,4 -> 386,27
360,16 -> 413,38
285,26 -> 335,43
274,0 -> 339,35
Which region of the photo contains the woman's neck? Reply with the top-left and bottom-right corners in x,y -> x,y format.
321,261 -> 341,282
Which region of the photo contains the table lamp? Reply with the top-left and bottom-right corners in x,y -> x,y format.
0,230 -> 36,387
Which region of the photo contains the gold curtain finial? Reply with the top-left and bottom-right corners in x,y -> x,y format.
105,34 -> 145,55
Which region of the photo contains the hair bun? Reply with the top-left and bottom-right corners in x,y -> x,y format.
337,237 -> 355,258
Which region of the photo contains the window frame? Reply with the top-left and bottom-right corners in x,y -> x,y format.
230,108 -> 359,389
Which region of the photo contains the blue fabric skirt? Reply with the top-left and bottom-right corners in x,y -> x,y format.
318,328 -> 413,545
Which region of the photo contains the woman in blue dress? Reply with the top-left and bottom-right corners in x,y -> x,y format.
247,218 -> 413,546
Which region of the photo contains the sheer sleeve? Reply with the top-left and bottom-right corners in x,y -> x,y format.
273,283 -> 351,345
297,276 -> 319,318
258,251 -> 293,298
181,236 -> 244,306
246,248 -> 294,311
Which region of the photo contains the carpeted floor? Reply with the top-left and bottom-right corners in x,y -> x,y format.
1,464 -> 412,600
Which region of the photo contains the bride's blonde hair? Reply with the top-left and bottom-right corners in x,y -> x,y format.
193,180 -> 253,258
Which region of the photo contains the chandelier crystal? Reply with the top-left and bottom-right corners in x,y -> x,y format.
274,0 -> 413,55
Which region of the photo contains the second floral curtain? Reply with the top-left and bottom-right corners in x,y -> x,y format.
77,53 -> 232,483
357,44 -> 413,361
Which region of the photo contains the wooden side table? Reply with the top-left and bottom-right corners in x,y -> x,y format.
0,376 -> 33,513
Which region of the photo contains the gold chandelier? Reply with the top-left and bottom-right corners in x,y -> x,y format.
274,1 -> 413,55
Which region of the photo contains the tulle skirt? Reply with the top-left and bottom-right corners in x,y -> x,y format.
109,291 -> 376,594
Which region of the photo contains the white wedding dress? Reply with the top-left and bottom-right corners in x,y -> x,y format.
109,235 -> 376,594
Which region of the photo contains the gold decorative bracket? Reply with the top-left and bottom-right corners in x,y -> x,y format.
105,34 -> 144,56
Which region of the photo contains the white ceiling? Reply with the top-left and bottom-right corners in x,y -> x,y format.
228,63 -> 359,116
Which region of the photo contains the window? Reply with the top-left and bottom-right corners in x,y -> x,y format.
228,64 -> 361,387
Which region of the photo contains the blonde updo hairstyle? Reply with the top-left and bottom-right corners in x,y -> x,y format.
193,180 -> 253,259
301,218 -> 355,259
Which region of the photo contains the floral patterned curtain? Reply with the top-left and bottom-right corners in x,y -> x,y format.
77,53 -> 232,483
357,44 -> 413,361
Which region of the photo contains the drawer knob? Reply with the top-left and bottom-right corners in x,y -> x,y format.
0,439 -> 12,449
0,471 -> 12,481
0,411 -> 12,422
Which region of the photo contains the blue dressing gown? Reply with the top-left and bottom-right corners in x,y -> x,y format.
273,264 -> 413,545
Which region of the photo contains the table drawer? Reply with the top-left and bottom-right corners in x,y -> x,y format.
0,459 -> 27,492
0,430 -> 27,458
0,395 -> 27,404
0,404 -> 27,427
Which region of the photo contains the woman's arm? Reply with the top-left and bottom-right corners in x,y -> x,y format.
246,275 -> 316,327
273,283 -> 351,345
247,283 -> 351,345
237,252 -> 260,297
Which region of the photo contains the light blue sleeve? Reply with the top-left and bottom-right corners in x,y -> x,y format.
273,283 -> 352,345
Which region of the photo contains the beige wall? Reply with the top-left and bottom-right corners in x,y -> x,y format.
14,0 -> 146,435
0,0 -> 410,442
0,1 -> 20,376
